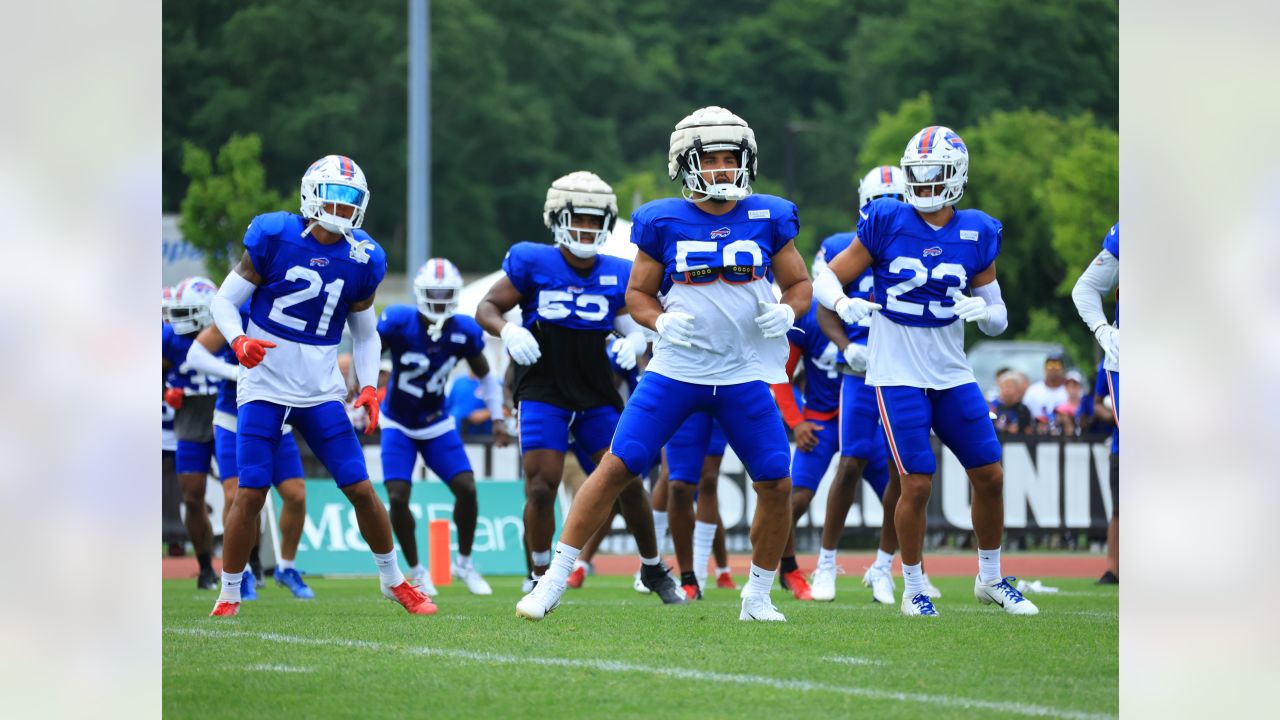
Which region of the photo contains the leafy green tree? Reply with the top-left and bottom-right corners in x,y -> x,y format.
856,92 -> 935,173
179,134 -> 285,279
1039,125 -> 1119,291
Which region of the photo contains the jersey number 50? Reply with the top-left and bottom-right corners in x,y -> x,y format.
538,291 -> 608,322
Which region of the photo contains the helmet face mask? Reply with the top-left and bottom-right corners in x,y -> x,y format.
668,106 -> 758,203
544,171 -> 618,259
679,145 -> 753,202
900,126 -> 968,213
169,276 -> 218,334
300,155 -> 370,236
413,258 -> 464,324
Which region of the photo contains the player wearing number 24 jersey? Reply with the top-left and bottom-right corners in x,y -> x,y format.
207,154 -> 435,618
814,126 -> 1037,618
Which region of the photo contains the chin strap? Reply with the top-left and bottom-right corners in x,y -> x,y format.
301,219 -> 372,263
426,318 -> 446,341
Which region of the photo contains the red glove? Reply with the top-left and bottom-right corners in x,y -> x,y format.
353,385 -> 380,436
163,387 -> 185,409
231,335 -> 277,369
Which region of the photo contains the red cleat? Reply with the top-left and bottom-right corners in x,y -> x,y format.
566,566 -> 586,589
715,571 -> 737,590
782,569 -> 813,601
682,583 -> 702,600
209,601 -> 240,617
383,580 -> 439,615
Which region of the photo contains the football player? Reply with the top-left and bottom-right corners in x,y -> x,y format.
477,171 -> 683,604
666,410 -> 731,599
1071,222 -> 1119,584
162,276 -> 222,590
516,107 -> 811,622
207,155 -> 435,617
186,300 -> 315,600
378,257 -> 510,596
813,129 -> 1038,616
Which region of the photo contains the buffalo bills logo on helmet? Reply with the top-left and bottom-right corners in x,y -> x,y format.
923,246 -> 943,257
310,257 -> 330,267
943,130 -> 967,153
709,227 -> 731,239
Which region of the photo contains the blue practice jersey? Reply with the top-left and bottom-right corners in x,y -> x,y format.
162,322 -> 220,396
631,194 -> 799,385
503,242 -> 631,332
243,212 -> 387,346
817,231 -> 875,347
787,304 -> 841,413
379,305 -> 486,429
1103,222 -> 1119,328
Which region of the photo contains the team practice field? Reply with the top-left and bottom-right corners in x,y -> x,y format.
163,566 -> 1117,719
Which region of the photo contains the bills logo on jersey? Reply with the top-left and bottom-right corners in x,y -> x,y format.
710,227 -> 731,239
923,246 -> 943,257
310,257 -> 330,267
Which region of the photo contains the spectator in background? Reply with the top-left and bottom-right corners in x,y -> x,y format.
447,371 -> 495,438
1054,370 -> 1085,435
989,370 -> 1032,435
1076,360 -> 1115,437
1023,353 -> 1070,432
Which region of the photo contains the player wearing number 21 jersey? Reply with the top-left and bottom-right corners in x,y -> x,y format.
814,126 -> 1037,617
207,154 -> 435,618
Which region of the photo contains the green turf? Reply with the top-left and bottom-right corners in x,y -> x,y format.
164,574 -> 1116,719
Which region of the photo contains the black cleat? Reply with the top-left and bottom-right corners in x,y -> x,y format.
641,562 -> 688,605
1096,570 -> 1118,585
197,568 -> 219,590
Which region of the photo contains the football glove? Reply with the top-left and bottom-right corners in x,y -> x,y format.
353,385 -> 380,436
755,301 -> 795,339
953,295 -> 990,323
500,323 -> 542,366
843,343 -> 868,374
1094,324 -> 1119,361
834,296 -> 881,325
610,331 -> 647,371
163,387 -> 184,409
231,335 -> 276,369
654,312 -> 695,348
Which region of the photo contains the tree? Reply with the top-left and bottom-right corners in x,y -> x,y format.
1039,124 -> 1119,291
180,134 -> 285,279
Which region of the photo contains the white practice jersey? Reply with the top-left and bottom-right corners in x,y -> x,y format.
646,280 -> 788,385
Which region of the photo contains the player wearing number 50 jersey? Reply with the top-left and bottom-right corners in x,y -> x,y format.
814,127 -> 1037,617
207,154 -> 435,618
516,106 -> 813,623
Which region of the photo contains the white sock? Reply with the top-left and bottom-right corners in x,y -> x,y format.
640,554 -> 661,566
410,563 -> 426,577
978,546 -> 1002,584
373,550 -> 406,587
818,547 -> 837,568
219,570 -> 243,602
652,510 -> 669,541
693,521 -> 716,585
873,549 -> 894,572
715,566 -> 731,577
572,559 -> 588,571
744,563 -> 774,598
903,562 -> 924,598
531,550 -> 551,567
543,542 -> 579,587
278,559 -> 296,571
454,553 -> 471,569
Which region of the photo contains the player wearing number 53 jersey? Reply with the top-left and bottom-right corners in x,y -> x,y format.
814,126 -> 1036,617
207,154 -> 435,618
516,107 -> 813,624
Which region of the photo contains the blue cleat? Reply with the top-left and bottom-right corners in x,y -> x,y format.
275,567 -> 316,599
240,570 -> 258,601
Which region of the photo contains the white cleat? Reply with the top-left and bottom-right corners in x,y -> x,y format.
516,580 -> 564,621
633,569 -> 651,594
862,566 -> 896,605
921,572 -> 942,599
521,574 -> 536,593
410,568 -> 439,597
810,564 -> 839,602
452,562 -> 493,596
739,594 -> 787,622
901,591 -> 939,617
974,576 -> 1039,616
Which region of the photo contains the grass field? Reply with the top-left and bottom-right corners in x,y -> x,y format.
163,574 -> 1117,719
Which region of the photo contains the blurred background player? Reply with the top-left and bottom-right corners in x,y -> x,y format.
810,166 -> 939,605
1072,221 -> 1119,584
378,257 -> 509,596
207,154 -> 435,617
162,276 -> 223,590
186,299 -> 315,599
161,287 -> 186,557
477,171 -> 680,602
814,127 -> 1037,616
665,410 -> 732,599
516,106 -> 811,623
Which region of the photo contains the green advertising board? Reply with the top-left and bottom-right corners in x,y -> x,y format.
276,479 -> 552,576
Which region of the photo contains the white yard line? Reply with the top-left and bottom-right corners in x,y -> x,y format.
822,655 -> 885,666
167,627 -> 1114,720
247,664 -> 314,673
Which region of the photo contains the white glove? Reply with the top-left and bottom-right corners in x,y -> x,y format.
953,295 -> 990,323
654,312 -> 696,348
834,296 -> 882,325
843,343 -> 868,374
755,301 -> 795,339
609,331 -> 647,371
1095,324 -> 1119,361
500,323 -> 541,366
817,341 -> 839,367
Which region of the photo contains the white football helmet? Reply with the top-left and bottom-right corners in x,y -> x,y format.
161,286 -> 174,323
900,126 -> 968,212
300,154 -> 370,236
544,171 -> 618,259
413,257 -> 464,324
668,106 -> 757,202
168,276 -> 218,334
858,165 -> 907,208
